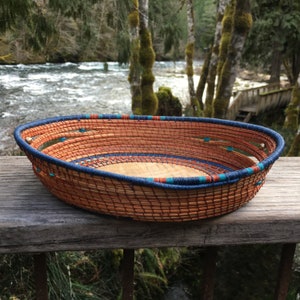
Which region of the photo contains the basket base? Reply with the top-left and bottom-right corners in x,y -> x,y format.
72,153 -> 232,180
98,162 -> 208,178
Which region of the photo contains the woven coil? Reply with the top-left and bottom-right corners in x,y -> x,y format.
14,114 -> 284,222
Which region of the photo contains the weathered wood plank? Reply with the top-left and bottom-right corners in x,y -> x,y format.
0,157 -> 300,253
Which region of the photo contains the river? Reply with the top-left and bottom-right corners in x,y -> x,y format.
0,61 -> 262,155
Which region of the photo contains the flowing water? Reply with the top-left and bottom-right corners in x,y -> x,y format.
0,61 -> 196,154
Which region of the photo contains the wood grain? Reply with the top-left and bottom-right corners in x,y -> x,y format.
0,156 -> 300,253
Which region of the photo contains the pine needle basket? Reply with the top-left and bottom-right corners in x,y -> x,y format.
14,114 -> 284,222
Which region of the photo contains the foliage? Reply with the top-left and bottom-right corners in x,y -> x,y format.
243,0 -> 300,82
1,243 -> 299,299
194,0 -> 217,52
150,0 -> 184,60
215,245 -> 281,300
134,248 -> 182,299
0,0 -> 31,33
0,254 -> 35,299
0,0 -> 217,63
48,0 -> 99,20
47,251 -> 122,299
0,0 -> 125,63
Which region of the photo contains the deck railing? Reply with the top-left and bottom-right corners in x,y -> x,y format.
226,83 -> 292,120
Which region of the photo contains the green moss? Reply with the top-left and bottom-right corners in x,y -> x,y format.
235,13 -> 252,34
219,33 -> 230,58
185,43 -> 194,77
186,65 -> 194,77
128,11 -> 139,28
156,86 -> 182,116
222,0 -> 234,32
284,107 -> 299,131
139,31 -> 155,69
213,57 -> 232,118
139,27 -> 157,115
191,96 -> 202,117
287,132 -> 300,156
284,85 -> 300,131
212,96 -> 228,118
132,93 -> 142,115
222,15 -> 233,33
140,30 -> 152,47
139,47 -> 155,68
141,71 -> 155,85
128,40 -> 140,83
142,86 -> 158,115
185,43 -> 194,58
217,33 -> 231,75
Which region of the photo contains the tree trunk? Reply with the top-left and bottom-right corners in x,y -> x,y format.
284,75 -> 300,131
196,47 -> 212,111
284,63 -> 300,157
269,42 -> 282,83
128,0 -> 142,114
283,53 -> 300,86
216,0 -> 234,80
204,0 -> 231,117
138,0 -> 158,115
213,0 -> 252,119
287,128 -> 300,156
185,0 -> 200,116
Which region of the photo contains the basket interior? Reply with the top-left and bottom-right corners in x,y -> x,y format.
20,116 -> 278,182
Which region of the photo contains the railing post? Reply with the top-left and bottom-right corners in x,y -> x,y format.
121,248 -> 135,300
201,246 -> 218,300
33,253 -> 48,300
274,243 -> 296,300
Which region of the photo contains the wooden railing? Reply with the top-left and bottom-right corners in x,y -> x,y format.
226,83 -> 293,120
1,156 -> 300,299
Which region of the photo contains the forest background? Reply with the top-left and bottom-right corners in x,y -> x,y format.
1,0 -> 300,299
0,0 -> 215,64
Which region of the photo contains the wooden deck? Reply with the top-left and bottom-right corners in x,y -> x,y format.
0,156 -> 299,299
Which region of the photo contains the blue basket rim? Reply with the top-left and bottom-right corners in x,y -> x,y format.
14,114 -> 285,190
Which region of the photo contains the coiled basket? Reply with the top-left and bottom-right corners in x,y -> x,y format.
14,114 -> 284,222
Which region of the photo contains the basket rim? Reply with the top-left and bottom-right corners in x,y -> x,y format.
14,114 -> 285,190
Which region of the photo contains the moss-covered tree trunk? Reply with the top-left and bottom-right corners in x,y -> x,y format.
203,0 -> 231,117
185,0 -> 200,116
213,0 -> 252,119
195,47 -> 211,111
128,0 -> 142,114
287,129 -> 300,156
138,0 -> 158,115
284,75 -> 300,131
284,74 -> 300,156
216,1 -> 234,81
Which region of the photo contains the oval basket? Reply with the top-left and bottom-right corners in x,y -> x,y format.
14,114 -> 284,222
